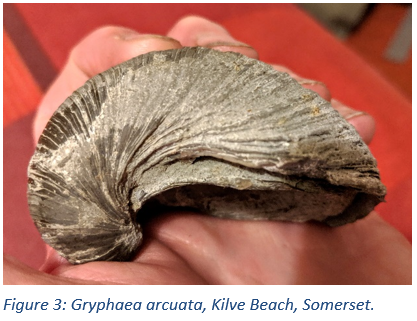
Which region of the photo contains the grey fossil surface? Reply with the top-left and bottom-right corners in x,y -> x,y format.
27,47 -> 386,264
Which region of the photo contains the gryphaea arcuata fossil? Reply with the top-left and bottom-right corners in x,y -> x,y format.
28,47 -> 386,264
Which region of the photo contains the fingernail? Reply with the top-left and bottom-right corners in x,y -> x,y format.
297,79 -> 327,88
300,79 -> 331,101
331,99 -> 369,119
118,32 -> 181,46
205,41 -> 258,59
114,29 -> 142,41
205,41 -> 254,49
139,34 -> 181,45
344,111 -> 370,120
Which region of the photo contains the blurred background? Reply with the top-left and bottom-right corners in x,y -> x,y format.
300,3 -> 411,98
3,3 -> 411,269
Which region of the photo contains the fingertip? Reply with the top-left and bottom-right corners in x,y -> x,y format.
272,64 -> 301,78
118,34 -> 182,60
70,26 -> 182,78
272,64 -> 331,101
205,42 -> 258,59
167,15 -> 220,45
345,113 -> 376,145
168,15 -> 258,59
331,99 -> 376,144
298,80 -> 331,101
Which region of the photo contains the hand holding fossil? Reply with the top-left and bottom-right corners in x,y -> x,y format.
5,16 -> 410,284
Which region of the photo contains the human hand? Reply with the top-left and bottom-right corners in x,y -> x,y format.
4,16 -> 411,284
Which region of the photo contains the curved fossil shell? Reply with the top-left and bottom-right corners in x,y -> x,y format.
28,47 -> 386,264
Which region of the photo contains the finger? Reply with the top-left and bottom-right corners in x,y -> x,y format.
70,26 -> 181,79
167,15 -> 258,59
33,26 -> 181,142
331,98 -> 376,144
272,64 -> 331,101
272,64 -> 374,143
3,253 -> 91,284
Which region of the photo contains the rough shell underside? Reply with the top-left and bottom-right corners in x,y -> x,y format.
28,47 -> 386,264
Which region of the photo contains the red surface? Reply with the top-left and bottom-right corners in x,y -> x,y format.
4,114 -> 46,269
346,4 -> 412,99
3,30 -> 42,127
15,3 -> 282,70
4,4 -> 411,269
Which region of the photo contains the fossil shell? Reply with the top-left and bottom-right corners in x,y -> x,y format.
28,47 -> 386,264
